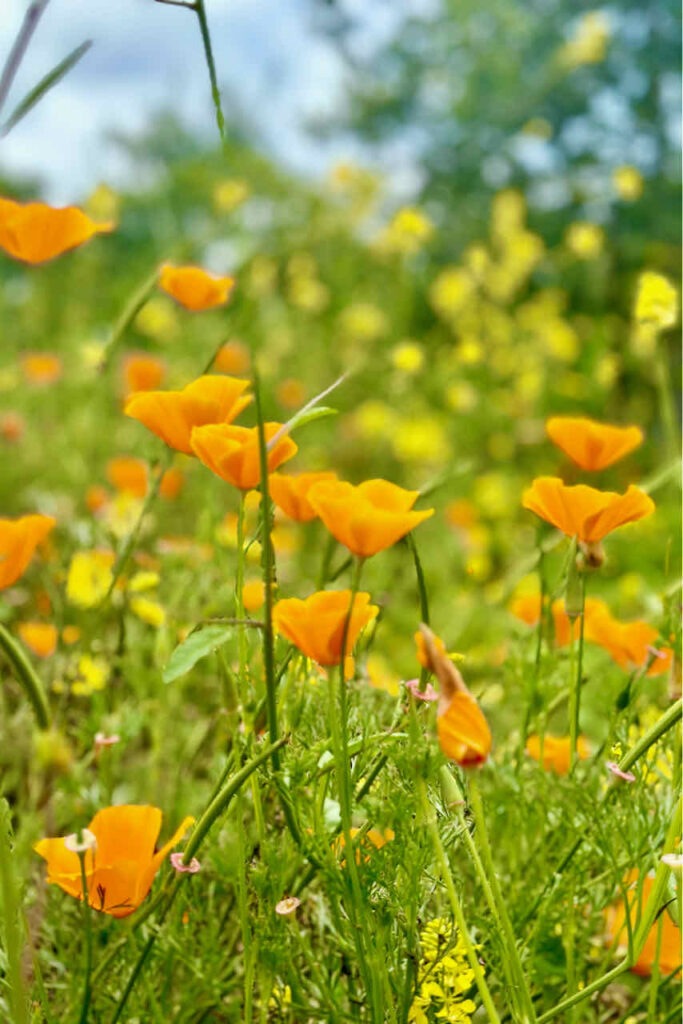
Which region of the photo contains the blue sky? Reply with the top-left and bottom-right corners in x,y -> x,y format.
1,0 -> 397,202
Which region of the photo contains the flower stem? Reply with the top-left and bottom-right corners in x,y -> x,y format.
416,777 -> 502,1024
77,852 -> 93,1024
467,773 -> 537,1024
0,623 -> 50,729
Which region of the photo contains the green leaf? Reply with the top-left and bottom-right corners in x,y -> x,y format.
285,406 -> 338,434
2,40 -> 92,136
163,625 -> 233,684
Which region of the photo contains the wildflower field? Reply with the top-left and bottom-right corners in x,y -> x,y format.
0,3 -> 681,1022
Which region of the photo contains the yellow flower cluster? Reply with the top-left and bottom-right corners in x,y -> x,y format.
409,917 -> 477,1024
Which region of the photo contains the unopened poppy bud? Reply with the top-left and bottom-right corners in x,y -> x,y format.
439,765 -> 464,809
64,828 -> 97,854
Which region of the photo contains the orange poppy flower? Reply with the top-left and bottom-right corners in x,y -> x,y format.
21,353 -> 62,385
124,375 -> 251,455
190,422 -> 297,491
269,471 -> 338,523
546,417 -> 644,471
85,485 -> 110,515
0,196 -> 113,264
0,411 -> 25,442
242,580 -> 265,612
122,353 -> 166,395
0,514 -> 56,590
214,339 -> 250,375
588,615 -> 673,677
158,263 -> 234,311
525,733 -> 590,773
273,590 -> 379,666
17,622 -> 58,658
522,477 -> 654,543
418,625 -> 491,767
106,456 -> 149,498
604,870 -> 682,977
276,377 -> 306,409
334,828 -> 395,864
160,467 -> 185,500
307,479 -> 434,558
34,805 -> 194,918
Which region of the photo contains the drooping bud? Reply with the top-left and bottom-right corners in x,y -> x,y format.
64,828 -> 97,854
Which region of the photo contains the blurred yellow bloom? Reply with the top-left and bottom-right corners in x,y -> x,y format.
339,303 -> 387,341
595,353 -> 620,388
128,571 -> 160,593
543,319 -> 579,362
288,274 -> 329,312
85,183 -> 120,222
429,267 -> 473,320
248,255 -> 278,297
365,653 -> 399,697
66,551 -> 114,608
102,494 -> 145,539
613,166 -> 643,201
353,400 -> 397,440
566,222 -> 604,259
391,341 -> 424,374
559,11 -> 610,67
491,189 -> 526,239
72,654 -> 109,695
445,382 -> 477,413
242,580 -> 265,612
135,297 -> 179,340
130,597 -> 166,628
454,338 -> 483,365
213,178 -> 250,212
473,473 -> 513,518
378,206 -> 435,255
392,417 -> 450,464
634,272 -> 678,329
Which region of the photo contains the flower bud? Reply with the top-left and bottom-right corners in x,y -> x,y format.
64,828 -> 97,854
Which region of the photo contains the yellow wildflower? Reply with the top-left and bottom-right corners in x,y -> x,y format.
566,222 -> 604,259
613,166 -> 643,201
130,597 -> 166,628
66,551 -> 114,609
634,272 -> 678,329
213,178 -> 250,212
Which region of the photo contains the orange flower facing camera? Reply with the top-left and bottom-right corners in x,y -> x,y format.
158,264 -> 234,311
522,477 -> 654,544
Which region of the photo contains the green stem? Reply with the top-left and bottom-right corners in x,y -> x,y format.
98,266 -> 159,370
646,915 -> 664,1024
468,774 -> 536,1024
0,623 -> 50,729
0,801 -> 29,1024
416,777 -> 502,1024
193,0 -> 226,145
653,347 -> 680,463
77,851 -> 93,1024
618,700 -> 682,775
571,575 -> 586,772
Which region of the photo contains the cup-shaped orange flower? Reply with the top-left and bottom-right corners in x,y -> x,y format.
124,375 -> 251,455
418,625 -> 491,766
546,417 -> 644,471
273,590 -> 378,666
522,477 -> 654,544
122,353 -> 166,395
158,263 -> 235,311
0,515 -> 56,590
191,423 -> 297,491
588,615 -> 673,677
269,471 -> 338,523
604,870 -> 682,977
18,622 -> 58,658
106,456 -> 149,497
34,805 -> 194,918
0,196 -> 113,264
526,734 -> 590,773
307,479 -> 434,558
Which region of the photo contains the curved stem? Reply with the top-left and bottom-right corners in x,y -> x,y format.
0,623 -> 50,729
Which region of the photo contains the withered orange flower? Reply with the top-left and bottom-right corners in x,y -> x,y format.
18,622 -> 58,658
0,196 -> 113,264
124,375 -> 251,455
273,590 -> 378,666
21,352 -> 62,385
158,263 -> 234,311
526,733 -> 590,773
190,422 -> 297,491
106,456 -> 149,498
307,479 -> 434,558
418,625 -> 491,766
34,805 -> 194,918
522,477 -> 654,543
604,870 -> 682,977
269,471 -> 338,523
122,353 -> 166,395
0,514 -> 56,590
546,417 -> 644,471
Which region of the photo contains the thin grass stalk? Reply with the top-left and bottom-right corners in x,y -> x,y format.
0,801 -> 29,1024
0,623 -> 50,729
416,777 -> 502,1024
98,266 -> 159,370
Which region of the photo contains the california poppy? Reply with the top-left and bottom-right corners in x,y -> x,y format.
587,614 -> 673,677
0,411 -> 25,442
418,625 -> 491,766
525,734 -> 590,773
124,375 -> 251,455
158,263 -> 234,311
522,477 -> 654,544
106,456 -> 149,498
34,805 -> 194,918
0,197 -> 113,264
546,417 -> 644,471
604,870 -> 681,977
214,339 -> 250,375
17,622 -> 58,658
190,423 -> 297,491
269,471 -> 338,523
0,514 -> 56,590
122,353 -> 166,395
273,590 -> 378,666
159,467 -> 185,500
21,353 -> 62,385
334,827 -> 395,865
307,479 -> 434,558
